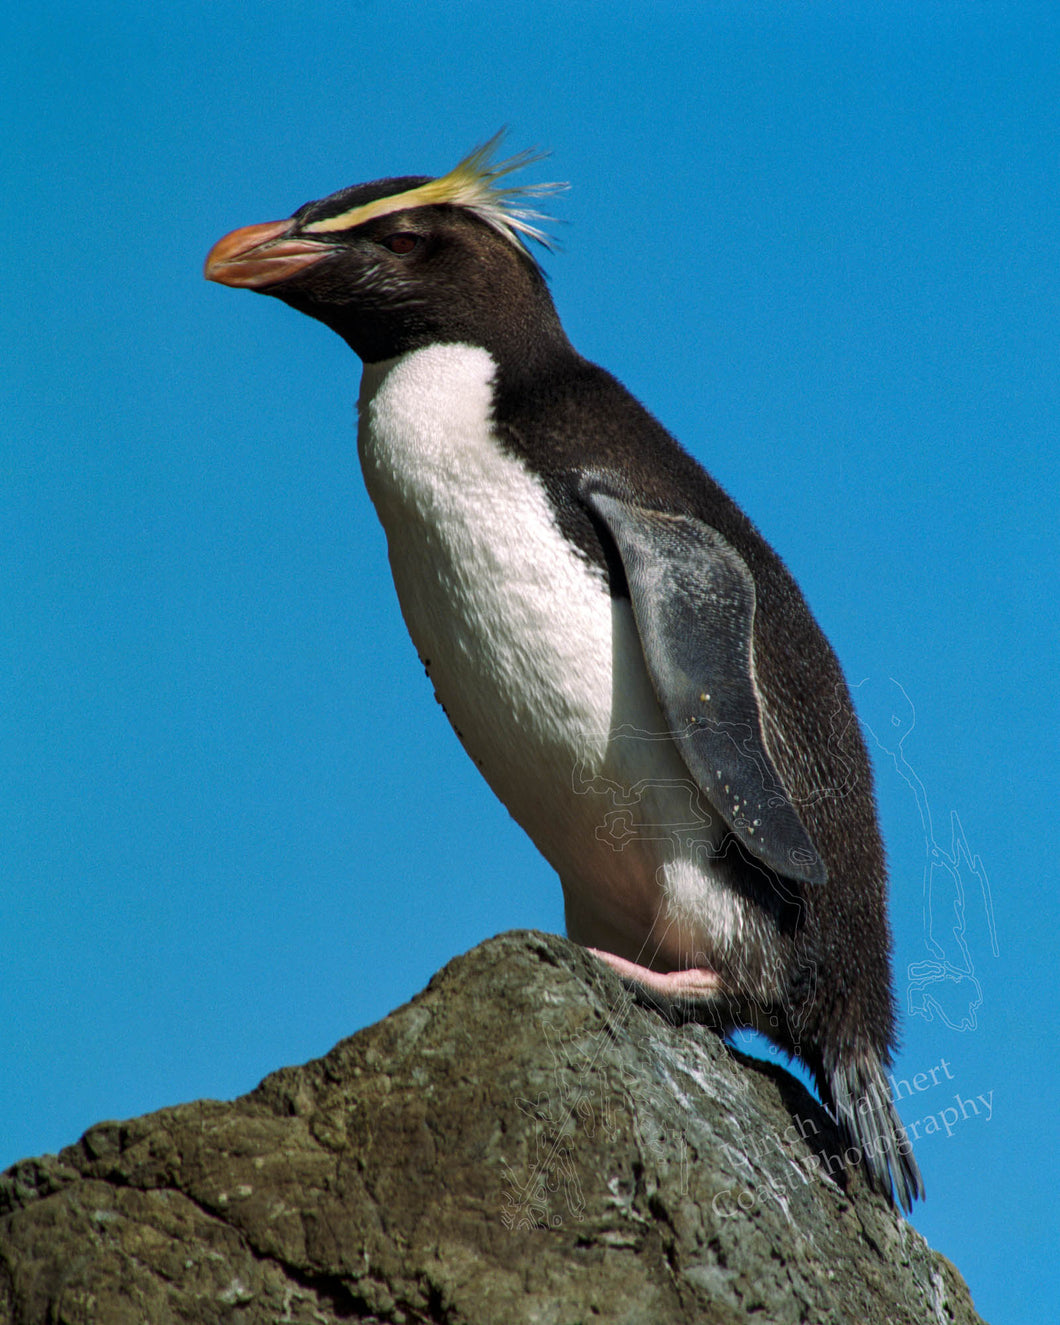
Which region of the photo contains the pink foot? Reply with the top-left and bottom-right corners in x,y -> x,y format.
587,948 -> 723,996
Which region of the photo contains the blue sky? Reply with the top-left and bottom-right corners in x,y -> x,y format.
3,3 -> 1057,1319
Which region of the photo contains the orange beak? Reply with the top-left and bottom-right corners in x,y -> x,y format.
204,218 -> 335,289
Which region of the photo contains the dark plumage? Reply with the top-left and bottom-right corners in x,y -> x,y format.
206,135 -> 923,1211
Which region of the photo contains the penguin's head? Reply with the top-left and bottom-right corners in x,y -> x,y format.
205,133 -> 568,366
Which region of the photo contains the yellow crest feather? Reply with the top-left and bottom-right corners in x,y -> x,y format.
303,131 -> 565,250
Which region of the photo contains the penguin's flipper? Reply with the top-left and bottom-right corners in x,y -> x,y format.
586,489 -> 826,886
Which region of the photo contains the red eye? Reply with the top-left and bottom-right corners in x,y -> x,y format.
381,233 -> 419,254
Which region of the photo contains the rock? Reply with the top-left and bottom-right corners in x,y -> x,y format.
0,931 -> 985,1324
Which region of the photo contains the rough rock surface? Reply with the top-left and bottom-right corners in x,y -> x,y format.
0,931 -> 985,1324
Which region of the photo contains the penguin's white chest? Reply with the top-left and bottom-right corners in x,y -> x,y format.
357,344 -> 616,798
356,343 -> 728,965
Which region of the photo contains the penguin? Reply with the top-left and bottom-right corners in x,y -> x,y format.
205,133 -> 924,1211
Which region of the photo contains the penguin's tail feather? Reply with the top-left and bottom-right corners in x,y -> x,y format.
827,1056 -> 925,1213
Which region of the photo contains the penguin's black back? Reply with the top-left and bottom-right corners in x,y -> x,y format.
492,359 -> 896,1065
